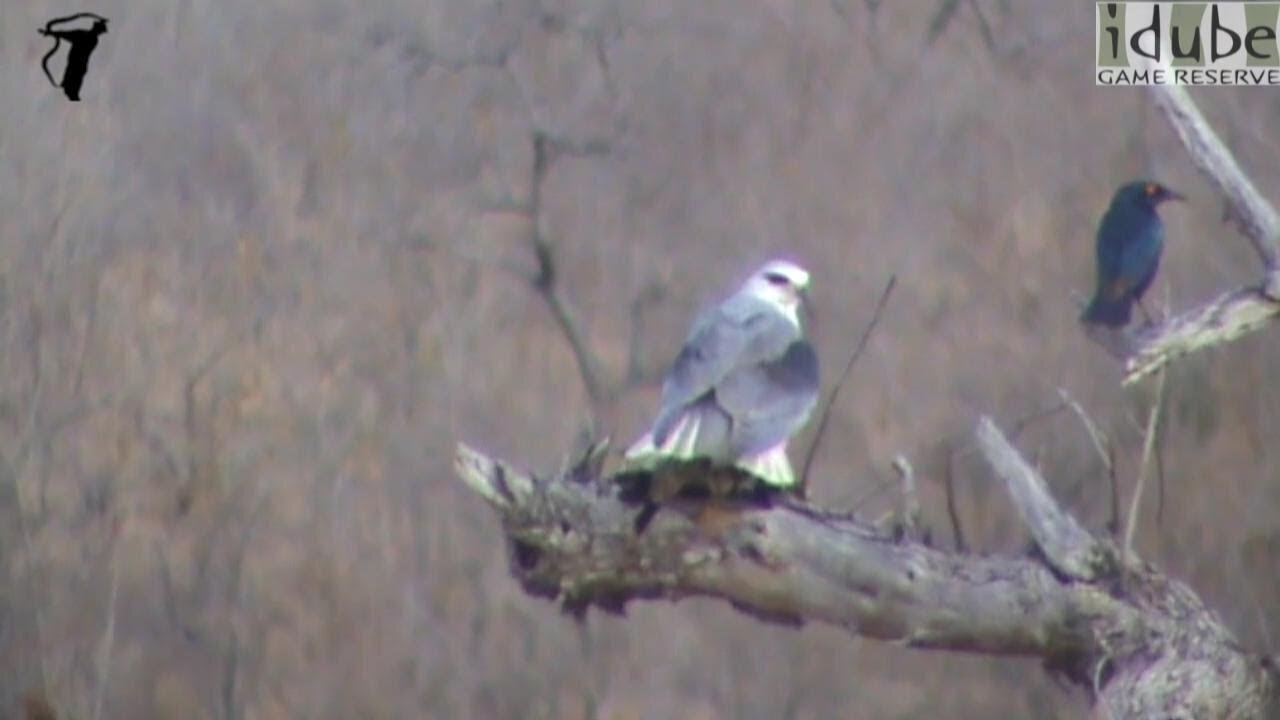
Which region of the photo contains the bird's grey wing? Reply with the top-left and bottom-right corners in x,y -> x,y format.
651,296 -> 799,445
716,340 -> 820,457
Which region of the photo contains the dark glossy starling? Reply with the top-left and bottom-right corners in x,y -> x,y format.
1081,180 -> 1184,327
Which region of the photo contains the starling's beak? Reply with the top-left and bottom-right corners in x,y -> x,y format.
1160,187 -> 1186,204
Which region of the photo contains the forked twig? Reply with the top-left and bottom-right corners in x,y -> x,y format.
526,134 -> 609,406
426,132 -> 629,410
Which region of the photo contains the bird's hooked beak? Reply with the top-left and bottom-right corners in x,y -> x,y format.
797,286 -> 815,324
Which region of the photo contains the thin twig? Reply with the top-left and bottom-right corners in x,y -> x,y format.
526,134 -> 609,405
1154,285 -> 1171,528
1056,388 -> 1121,535
798,275 -> 896,492
1124,368 -> 1167,564
91,551 -> 121,720
532,242 -> 607,403
925,0 -> 962,46
1006,400 -> 1069,441
1154,418 -> 1166,528
849,472 -> 898,515
1057,389 -> 1112,477
429,133 -> 619,407
966,0 -> 998,55
1106,442 -> 1120,539
943,443 -> 966,552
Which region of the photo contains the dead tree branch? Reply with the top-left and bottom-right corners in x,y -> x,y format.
974,418 -> 1115,582
1123,285 -> 1279,385
1152,85 -> 1280,274
1120,86 -> 1280,384
455,441 -> 1127,655
455,417 -> 1276,718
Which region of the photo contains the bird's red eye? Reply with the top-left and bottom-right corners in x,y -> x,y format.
1145,183 -> 1159,197
764,272 -> 789,286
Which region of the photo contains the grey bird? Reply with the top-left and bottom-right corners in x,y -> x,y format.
625,260 -> 820,488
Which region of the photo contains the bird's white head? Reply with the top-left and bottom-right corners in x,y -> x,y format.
743,259 -> 812,325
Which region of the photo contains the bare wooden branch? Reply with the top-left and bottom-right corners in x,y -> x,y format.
455,443 -> 1128,659
455,431 -> 1276,718
974,417 -> 1115,582
1122,284 -> 1280,385
1151,85 -> 1280,278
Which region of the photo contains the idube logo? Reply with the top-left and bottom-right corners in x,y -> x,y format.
1096,2 -> 1280,86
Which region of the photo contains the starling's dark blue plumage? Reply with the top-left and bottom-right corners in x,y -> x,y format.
1081,180 -> 1183,327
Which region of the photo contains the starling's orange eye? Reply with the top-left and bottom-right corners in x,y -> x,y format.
1146,183 -> 1159,197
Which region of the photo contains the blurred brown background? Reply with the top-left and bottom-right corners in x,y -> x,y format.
2,0 -> 1278,717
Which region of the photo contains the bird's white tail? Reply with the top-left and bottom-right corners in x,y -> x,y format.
624,414 -> 704,460
735,445 -> 796,488
626,424 -> 797,489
